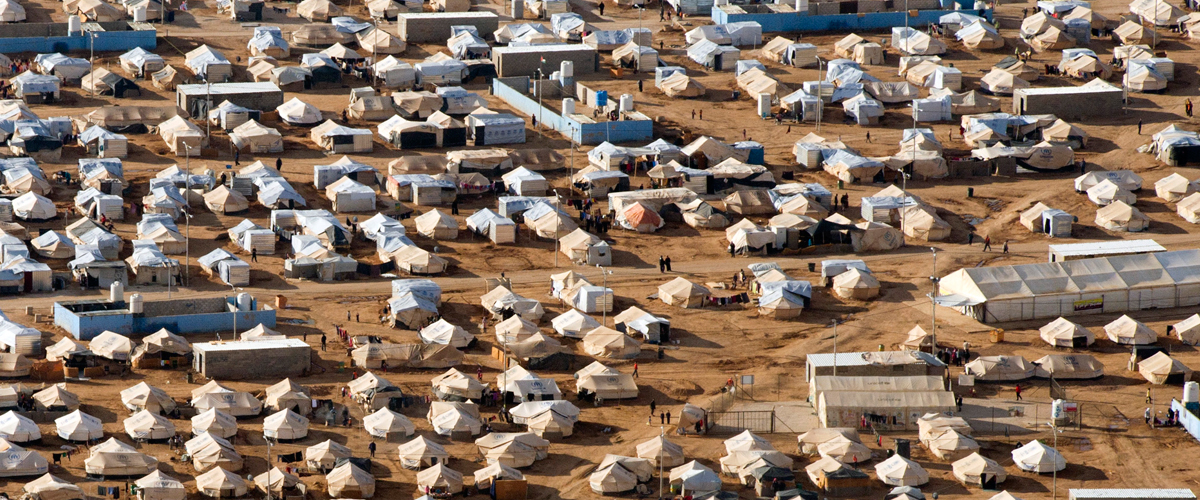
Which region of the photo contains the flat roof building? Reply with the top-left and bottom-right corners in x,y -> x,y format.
1013,82 -> 1125,120
193,339 -> 311,380
395,12 -> 500,43
1070,490 -> 1196,500
492,45 -> 599,78
1048,240 -> 1165,262
177,82 -> 284,117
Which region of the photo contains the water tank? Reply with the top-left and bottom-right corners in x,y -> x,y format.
795,0 -> 809,12
129,294 -> 144,314
132,5 -> 146,22
550,70 -> 561,81
619,94 -> 634,112
1184,381 -> 1199,403
109,281 -> 124,303
68,15 -> 81,36
562,98 -> 576,116
560,61 -> 574,78
1051,399 -> 1065,419
756,93 -> 771,118
236,292 -> 252,312
894,438 -> 910,459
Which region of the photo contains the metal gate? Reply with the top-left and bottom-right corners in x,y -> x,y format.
705,410 -> 776,434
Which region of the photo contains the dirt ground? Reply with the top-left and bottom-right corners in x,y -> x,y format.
5,0 -> 1200,497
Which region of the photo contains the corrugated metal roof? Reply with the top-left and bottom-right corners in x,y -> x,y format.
177,82 -> 281,96
494,44 -> 596,55
194,339 -> 307,352
1049,239 -> 1165,258
398,11 -> 497,18
1069,490 -> 1196,500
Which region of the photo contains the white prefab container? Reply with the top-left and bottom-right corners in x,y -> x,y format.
238,228 -> 276,255
490,219 -> 517,244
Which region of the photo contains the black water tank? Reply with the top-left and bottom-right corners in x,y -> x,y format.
895,438 -> 911,459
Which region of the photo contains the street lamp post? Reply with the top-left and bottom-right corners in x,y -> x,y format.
371,18 -> 378,88
830,319 -> 841,375
816,59 -> 824,132
929,248 -> 938,355
89,33 -> 97,98
596,264 -> 611,326
658,426 -> 665,497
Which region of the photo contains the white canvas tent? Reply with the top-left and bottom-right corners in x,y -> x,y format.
1039,317 -> 1094,347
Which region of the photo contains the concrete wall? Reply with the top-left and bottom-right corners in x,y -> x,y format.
396,12 -> 499,43
493,78 -> 653,145
1172,399 -> 1200,443
197,344 -> 310,379
177,86 -> 286,117
712,5 -> 991,32
1013,90 -> 1124,120
0,23 -> 156,54
54,302 -> 132,340
54,297 -> 277,340
493,46 -> 599,79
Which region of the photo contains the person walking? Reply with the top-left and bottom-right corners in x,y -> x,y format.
659,412 -> 665,424
1002,240 -> 1009,254
955,394 -> 963,412
1138,119 -> 1143,134
598,1 -> 604,15
368,441 -> 376,458
1145,407 -> 1152,424
1146,388 -> 1153,404
983,235 -> 992,252
251,248 -> 258,263
967,233 -> 974,245
729,243 -> 736,257
659,256 -> 665,273
633,362 -> 639,378
276,157 -> 283,170
1014,384 -> 1022,401
321,334 -> 327,352
841,193 -> 849,210
650,400 -> 656,415
866,131 -> 871,143
666,411 -> 671,425
665,257 -> 672,271
638,80 -> 643,92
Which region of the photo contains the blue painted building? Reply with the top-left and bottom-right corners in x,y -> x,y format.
711,2 -> 991,32
0,22 -> 156,54
492,77 -> 653,146
54,295 -> 276,340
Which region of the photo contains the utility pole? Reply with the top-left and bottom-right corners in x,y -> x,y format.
816,59 -> 824,132
658,426 -> 665,497
597,264 -> 610,326
930,248 -> 938,355
371,19 -> 378,88
830,319 -> 841,376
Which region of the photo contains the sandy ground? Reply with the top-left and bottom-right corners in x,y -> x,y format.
4,0 -> 1200,497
